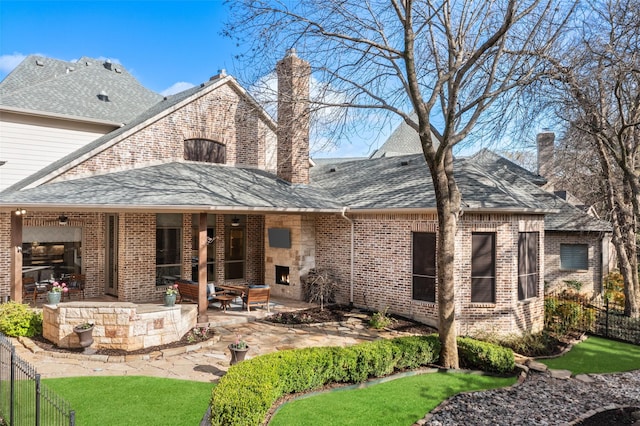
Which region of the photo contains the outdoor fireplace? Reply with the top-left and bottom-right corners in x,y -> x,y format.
275,265 -> 290,285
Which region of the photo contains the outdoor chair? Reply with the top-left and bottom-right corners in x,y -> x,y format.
65,274 -> 86,300
22,276 -> 37,305
242,285 -> 271,312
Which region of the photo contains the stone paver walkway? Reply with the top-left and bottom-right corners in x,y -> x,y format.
11,318 -> 397,383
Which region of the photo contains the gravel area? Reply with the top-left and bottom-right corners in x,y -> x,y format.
421,369 -> 640,425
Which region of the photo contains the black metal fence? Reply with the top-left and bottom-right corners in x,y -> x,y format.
0,333 -> 75,426
545,290 -> 640,344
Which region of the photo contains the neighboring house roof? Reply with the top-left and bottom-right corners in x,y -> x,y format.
369,112 -> 440,158
0,162 -> 341,212
3,74 -> 272,193
310,154 -> 555,213
311,157 -> 365,166
470,149 -> 547,186
0,55 -> 162,124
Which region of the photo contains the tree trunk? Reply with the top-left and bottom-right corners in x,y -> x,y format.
429,150 -> 460,369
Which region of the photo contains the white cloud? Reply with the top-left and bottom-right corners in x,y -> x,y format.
0,53 -> 27,74
161,81 -> 195,96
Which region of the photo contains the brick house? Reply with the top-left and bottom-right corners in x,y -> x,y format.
0,51 -> 610,335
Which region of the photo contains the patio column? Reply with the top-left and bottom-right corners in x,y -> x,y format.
10,212 -> 23,302
197,213 -> 208,322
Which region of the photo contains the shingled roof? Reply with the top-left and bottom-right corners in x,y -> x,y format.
0,55 -> 162,124
0,161 -> 341,212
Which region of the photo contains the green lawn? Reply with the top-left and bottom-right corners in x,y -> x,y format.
270,372 -> 517,426
540,335 -> 640,375
43,376 -> 214,426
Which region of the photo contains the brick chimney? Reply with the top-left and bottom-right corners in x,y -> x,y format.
276,49 -> 310,184
537,131 -> 555,178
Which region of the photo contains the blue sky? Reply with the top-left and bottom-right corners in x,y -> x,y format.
0,0 -> 387,157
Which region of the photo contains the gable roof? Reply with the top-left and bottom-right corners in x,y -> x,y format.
0,161 -> 341,212
0,55 -> 162,124
3,74 -> 275,193
370,112 -> 440,158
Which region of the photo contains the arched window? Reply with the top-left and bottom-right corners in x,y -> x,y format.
184,139 -> 226,163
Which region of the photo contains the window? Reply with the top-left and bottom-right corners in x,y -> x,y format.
225,215 -> 245,280
156,214 -> 182,286
22,226 -> 82,281
471,233 -> 495,303
191,214 -> 216,282
184,139 -> 226,163
560,244 -> 588,270
518,232 -> 539,300
412,232 -> 436,302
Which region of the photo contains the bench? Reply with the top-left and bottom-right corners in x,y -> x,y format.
175,280 -> 219,305
242,286 -> 271,312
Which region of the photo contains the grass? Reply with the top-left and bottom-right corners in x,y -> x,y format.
269,372 -> 517,426
539,335 -> 640,375
43,376 -> 214,426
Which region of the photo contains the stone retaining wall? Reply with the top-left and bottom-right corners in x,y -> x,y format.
42,301 -> 197,350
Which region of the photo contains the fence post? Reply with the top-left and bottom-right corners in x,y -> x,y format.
70,410 -> 76,425
10,346 -> 15,426
605,298 -> 610,338
35,373 -> 41,426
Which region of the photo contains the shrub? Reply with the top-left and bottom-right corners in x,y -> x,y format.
369,307 -> 394,329
476,331 -> 561,358
457,337 -> 515,374
210,335 -> 441,425
545,296 -> 596,335
0,302 -> 42,337
604,270 -> 625,308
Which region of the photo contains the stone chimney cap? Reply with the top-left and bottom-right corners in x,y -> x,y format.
286,48 -> 297,58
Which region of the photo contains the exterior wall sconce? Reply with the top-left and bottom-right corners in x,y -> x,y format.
14,208 -> 26,216
58,215 -> 69,225
231,217 -> 240,227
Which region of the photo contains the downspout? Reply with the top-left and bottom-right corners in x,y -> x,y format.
341,207 -> 354,306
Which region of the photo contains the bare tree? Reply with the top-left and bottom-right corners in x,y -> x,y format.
226,0 -> 573,368
545,0 -> 640,317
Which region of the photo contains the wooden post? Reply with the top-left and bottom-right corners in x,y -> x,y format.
10,212 -> 23,302
198,213 -> 208,322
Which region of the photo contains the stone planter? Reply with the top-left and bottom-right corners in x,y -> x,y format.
164,293 -> 177,307
73,324 -> 94,350
47,291 -> 62,305
228,344 -> 249,365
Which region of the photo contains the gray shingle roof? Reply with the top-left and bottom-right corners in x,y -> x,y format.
310,154 -> 553,212
0,55 -> 162,124
370,113 -> 441,158
3,77 -> 223,193
0,162 -> 342,211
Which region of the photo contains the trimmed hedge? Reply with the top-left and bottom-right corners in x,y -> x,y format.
0,302 -> 42,337
457,336 -> 515,374
210,335 -> 441,425
210,335 -> 515,425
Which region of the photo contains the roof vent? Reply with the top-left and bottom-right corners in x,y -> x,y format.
104,59 -> 113,70
400,160 -> 410,166
35,59 -> 44,66
329,167 -> 336,173
114,67 -> 122,73
85,61 -> 91,66
66,66 -> 75,73
98,90 -> 110,102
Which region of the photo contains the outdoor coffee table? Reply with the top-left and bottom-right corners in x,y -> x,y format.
216,294 -> 234,312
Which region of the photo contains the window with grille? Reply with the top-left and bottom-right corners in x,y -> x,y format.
471,232 -> 495,303
560,244 -> 588,270
412,232 -> 436,302
518,232 -> 539,300
156,214 -> 182,286
184,139 -> 226,163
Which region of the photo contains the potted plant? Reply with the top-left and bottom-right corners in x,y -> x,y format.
47,281 -> 68,305
73,322 -> 95,350
164,284 -> 179,307
228,335 -> 249,365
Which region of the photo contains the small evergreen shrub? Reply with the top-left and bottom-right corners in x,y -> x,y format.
457,337 -> 515,374
0,302 -> 42,337
210,335 -> 441,426
545,296 -> 596,335
603,271 -> 625,308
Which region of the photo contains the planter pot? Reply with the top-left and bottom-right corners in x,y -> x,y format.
73,325 -> 94,348
164,293 -> 177,307
228,345 -> 249,365
47,291 -> 62,305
